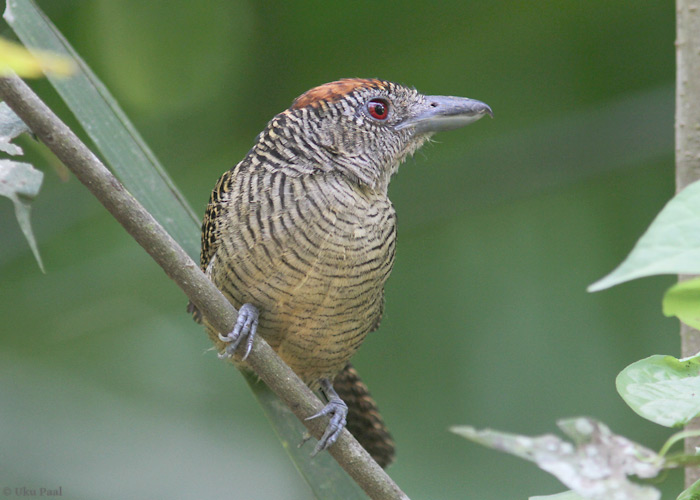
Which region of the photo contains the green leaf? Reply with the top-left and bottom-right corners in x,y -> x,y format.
663,278 -> 700,329
4,0 -> 200,260
677,478 -> 700,500
5,0 -> 362,494
452,417 -> 662,500
0,159 -> 44,271
616,354 -> 700,427
588,178 -> 700,292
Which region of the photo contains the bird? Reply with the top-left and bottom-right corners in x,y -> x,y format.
190,78 -> 491,468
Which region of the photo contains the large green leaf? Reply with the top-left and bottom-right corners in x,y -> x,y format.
589,179 -> 700,292
616,354 -> 700,427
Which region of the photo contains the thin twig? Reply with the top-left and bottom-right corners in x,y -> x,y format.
0,74 -> 408,500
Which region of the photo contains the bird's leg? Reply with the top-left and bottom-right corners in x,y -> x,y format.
218,303 -> 259,361
306,378 -> 348,455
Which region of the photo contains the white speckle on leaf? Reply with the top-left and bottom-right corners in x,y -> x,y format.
453,417 -> 662,500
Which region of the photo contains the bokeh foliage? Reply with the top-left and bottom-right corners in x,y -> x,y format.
0,1 -> 678,498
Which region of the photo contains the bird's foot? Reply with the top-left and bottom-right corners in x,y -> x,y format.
305,378 -> 348,455
217,303 -> 259,361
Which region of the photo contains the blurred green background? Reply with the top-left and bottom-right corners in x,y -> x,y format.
0,1 -> 680,498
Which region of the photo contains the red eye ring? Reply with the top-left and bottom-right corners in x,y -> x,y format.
367,98 -> 389,120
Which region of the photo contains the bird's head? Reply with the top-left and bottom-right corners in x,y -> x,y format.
259,78 -> 492,190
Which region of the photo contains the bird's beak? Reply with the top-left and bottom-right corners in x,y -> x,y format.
397,95 -> 493,133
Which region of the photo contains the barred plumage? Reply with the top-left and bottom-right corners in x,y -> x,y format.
193,78 -> 491,467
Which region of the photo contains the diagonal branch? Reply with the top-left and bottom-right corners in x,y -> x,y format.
0,73 -> 408,500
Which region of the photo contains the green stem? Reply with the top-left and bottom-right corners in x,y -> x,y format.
659,430 -> 700,458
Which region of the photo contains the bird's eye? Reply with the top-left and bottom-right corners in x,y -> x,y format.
367,99 -> 389,121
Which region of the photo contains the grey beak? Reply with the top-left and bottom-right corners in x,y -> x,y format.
397,95 -> 493,133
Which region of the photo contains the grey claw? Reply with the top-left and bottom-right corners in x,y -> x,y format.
218,303 -> 259,360
305,379 -> 348,455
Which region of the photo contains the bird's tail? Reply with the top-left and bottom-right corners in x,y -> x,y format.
333,363 -> 395,468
